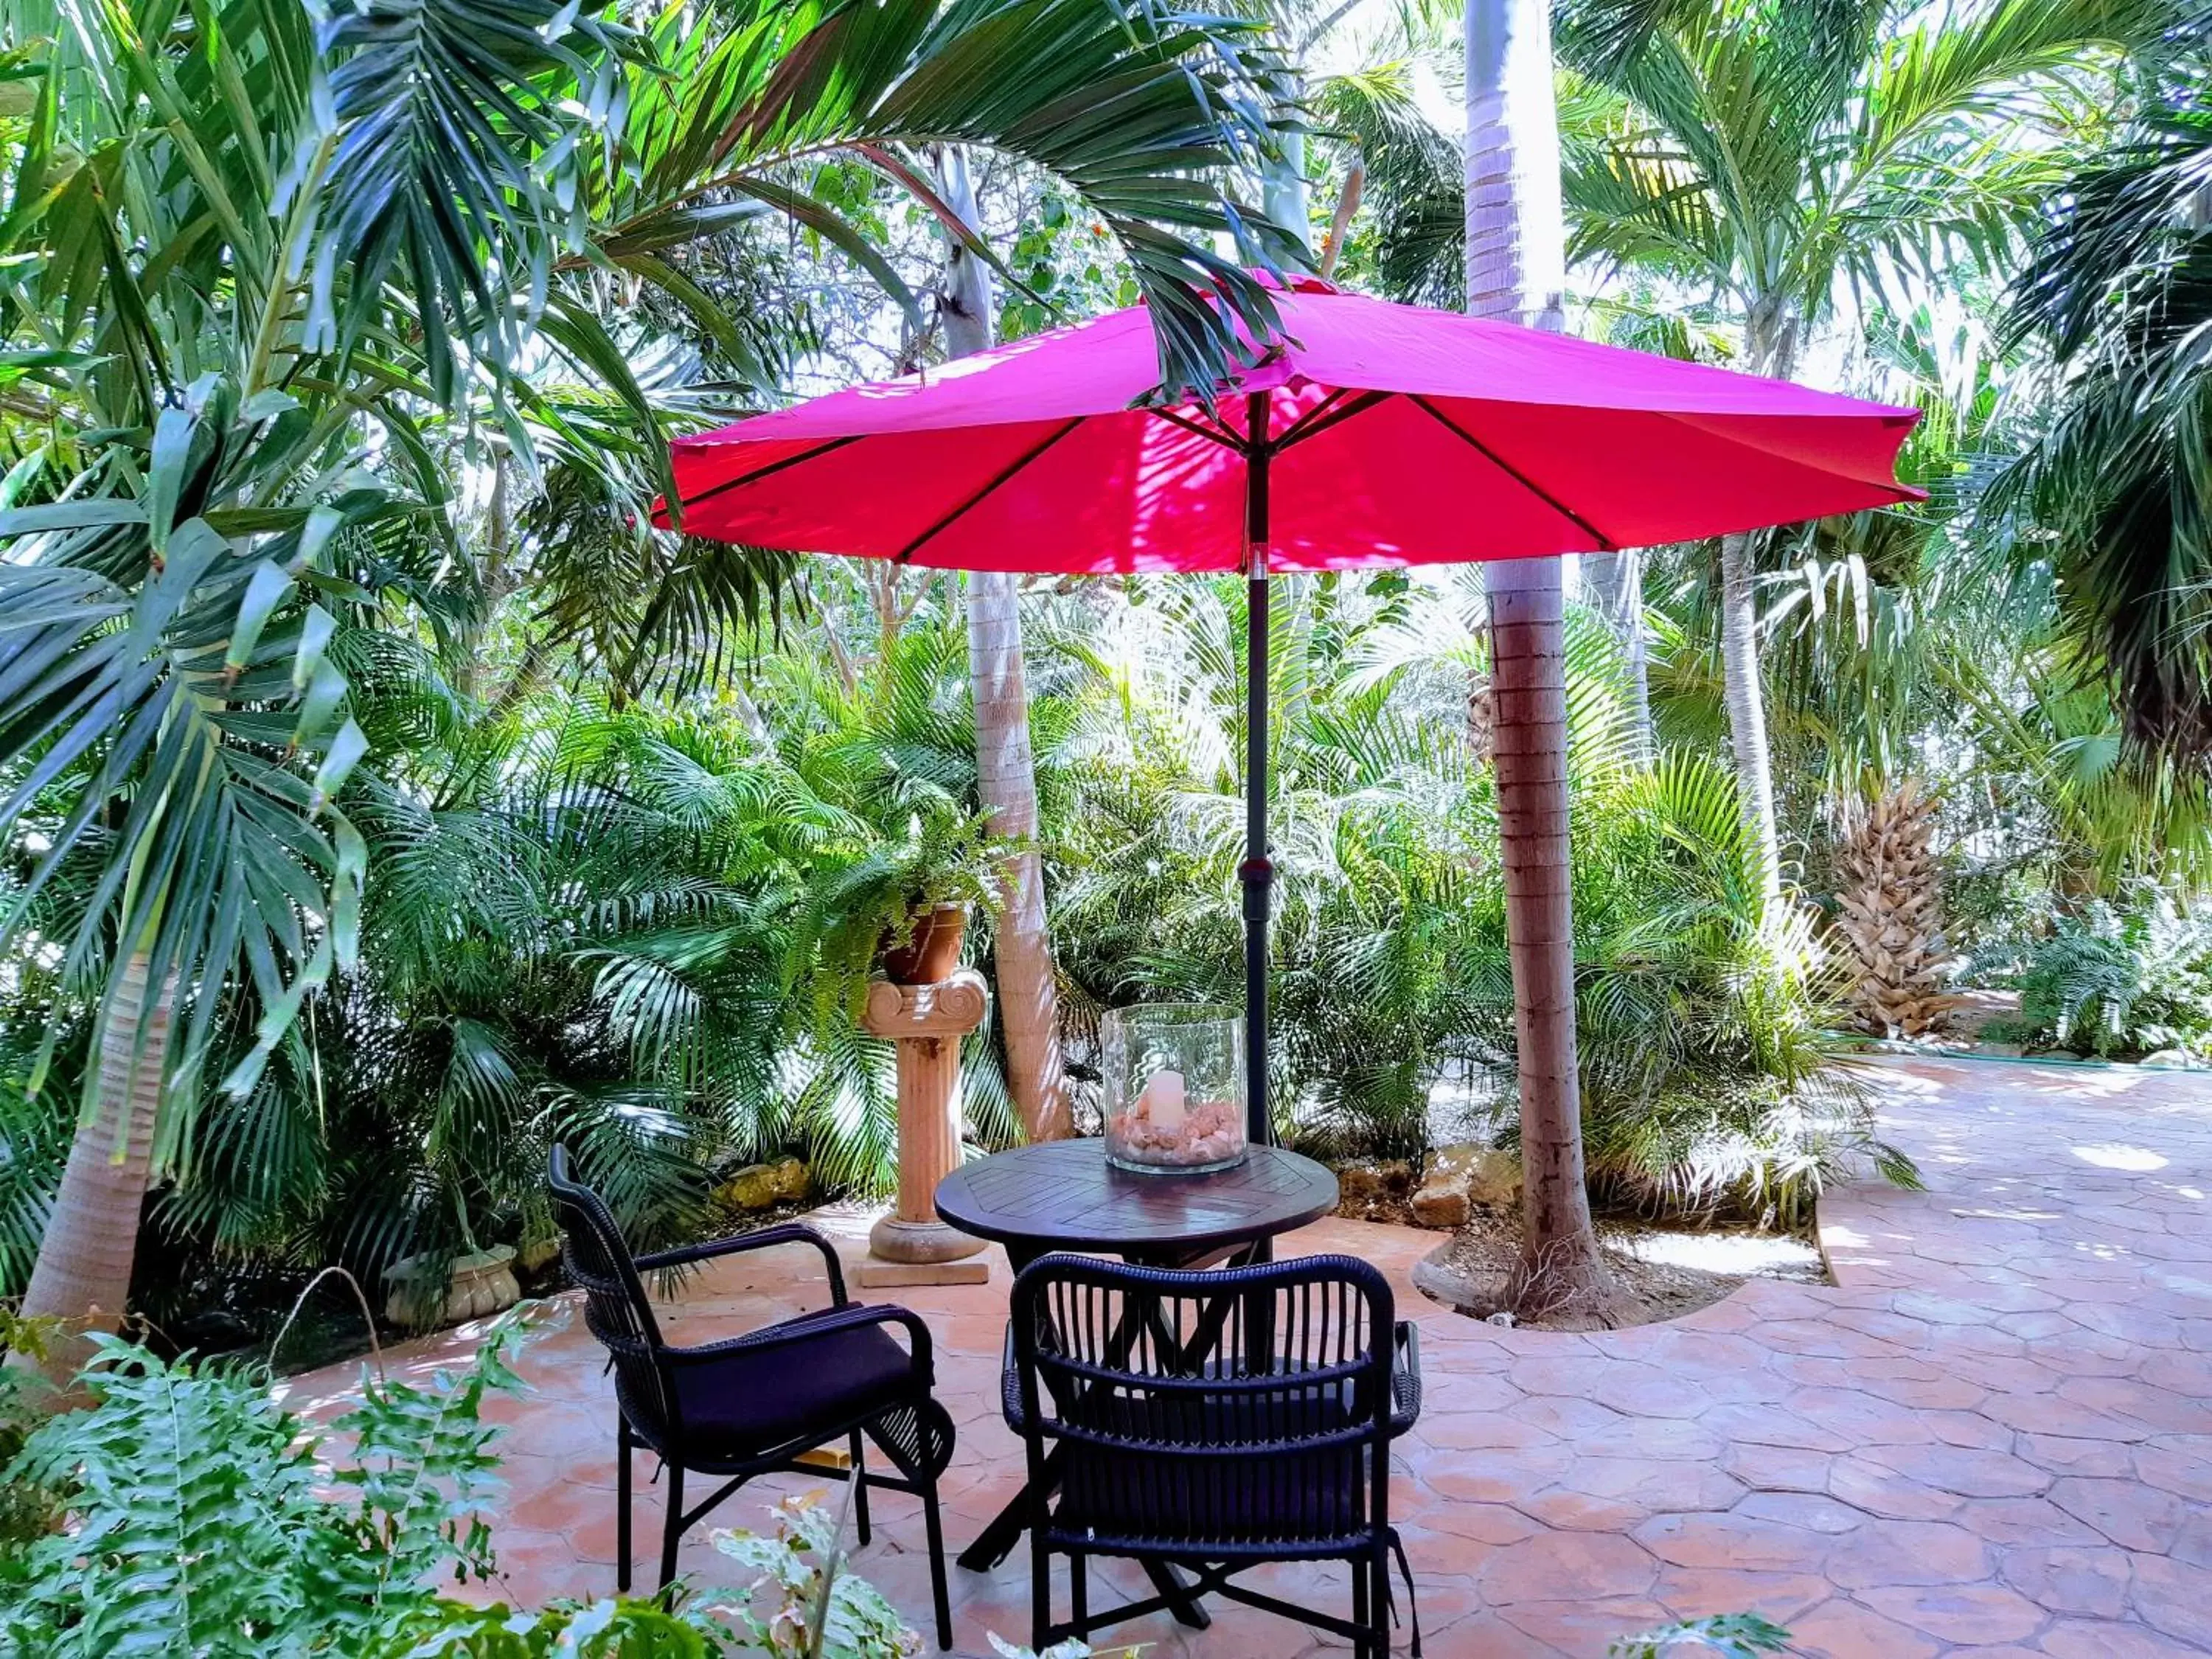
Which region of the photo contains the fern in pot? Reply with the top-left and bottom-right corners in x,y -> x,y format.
789,794 -> 1010,1034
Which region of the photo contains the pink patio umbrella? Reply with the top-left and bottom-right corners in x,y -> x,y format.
661,274 -> 1919,1144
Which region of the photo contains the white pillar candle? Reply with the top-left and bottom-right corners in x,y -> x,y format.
1149,1068 -> 1186,1132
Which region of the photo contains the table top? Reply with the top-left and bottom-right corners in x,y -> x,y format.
934,1138 -> 1340,1262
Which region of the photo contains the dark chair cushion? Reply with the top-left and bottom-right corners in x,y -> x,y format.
672,1315 -> 917,1462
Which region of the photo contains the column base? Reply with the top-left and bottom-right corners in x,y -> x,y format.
861,1214 -> 990,1283
856,1257 -> 990,1289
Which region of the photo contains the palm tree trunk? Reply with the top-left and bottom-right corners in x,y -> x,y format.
15,953 -> 168,1399
1719,529 -> 1784,911
968,580 -> 1071,1141
1717,305 -> 1799,914
1467,0 -> 1613,1319
1581,548 -> 1653,762
939,147 -> 1071,1143
1485,559 -> 1609,1314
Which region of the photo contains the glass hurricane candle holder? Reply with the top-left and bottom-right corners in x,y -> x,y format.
1102,1004 -> 1248,1175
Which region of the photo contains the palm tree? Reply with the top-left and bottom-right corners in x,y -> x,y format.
0,0 -> 1290,1388
1464,0 -> 1615,1318
1556,0 -> 2174,911
2002,27 -> 2212,763
935,146 -> 1072,1142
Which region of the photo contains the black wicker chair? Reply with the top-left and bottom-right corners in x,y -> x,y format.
1005,1251 -> 1422,1658
548,1146 -> 956,1646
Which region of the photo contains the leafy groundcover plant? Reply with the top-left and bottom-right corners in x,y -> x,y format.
0,1309 -> 905,1658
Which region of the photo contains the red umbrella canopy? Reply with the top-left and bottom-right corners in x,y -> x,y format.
663,275 -> 1920,574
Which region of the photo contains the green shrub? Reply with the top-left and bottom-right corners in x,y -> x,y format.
0,1309 -> 57,1548
0,1307 -> 933,1658
0,1318 -> 526,1655
1978,886 -> 2212,1060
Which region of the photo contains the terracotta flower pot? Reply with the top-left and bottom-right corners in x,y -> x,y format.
878,902 -> 969,984
383,1245 -> 521,1329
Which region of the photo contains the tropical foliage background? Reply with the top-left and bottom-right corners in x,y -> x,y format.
2,0 -> 2210,1360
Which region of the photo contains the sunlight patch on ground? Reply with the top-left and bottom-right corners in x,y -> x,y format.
2072,1239 -> 2132,1262
2071,1142 -> 2169,1172
1612,1228 -> 1825,1279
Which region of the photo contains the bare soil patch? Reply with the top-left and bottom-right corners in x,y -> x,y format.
1416,1208 -> 1826,1332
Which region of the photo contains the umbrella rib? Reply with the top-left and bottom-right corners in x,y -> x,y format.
1150,407 -> 1246,450
1409,397 -> 1615,552
892,418 -> 1087,563
676,434 -> 869,512
1273,389 -> 1389,451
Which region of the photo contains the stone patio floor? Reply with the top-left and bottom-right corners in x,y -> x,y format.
285,1056 -> 2212,1657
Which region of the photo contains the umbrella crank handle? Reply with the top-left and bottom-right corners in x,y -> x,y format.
1237,856 -> 1273,919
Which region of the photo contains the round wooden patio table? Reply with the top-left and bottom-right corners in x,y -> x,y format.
935,1136 -> 1339,1273
933,1138 -> 1339,1597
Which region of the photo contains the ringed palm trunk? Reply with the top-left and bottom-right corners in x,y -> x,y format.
1466,0 -> 1613,1318
939,148 -> 1071,1142
15,953 -> 169,1400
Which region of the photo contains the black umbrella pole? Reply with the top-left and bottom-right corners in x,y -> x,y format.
1239,409 -> 1273,1151
1241,565 -> 1271,1149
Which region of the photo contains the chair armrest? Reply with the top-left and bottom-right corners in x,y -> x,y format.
999,1321 -> 1026,1433
634,1222 -> 849,1307
661,1301 -> 936,1382
1389,1319 -> 1422,1434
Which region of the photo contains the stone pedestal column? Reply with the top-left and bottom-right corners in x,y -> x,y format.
856,970 -> 992,1288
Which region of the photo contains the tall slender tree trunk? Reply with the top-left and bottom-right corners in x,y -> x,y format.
939,148 -> 1070,1143
1717,305 -> 1799,915
1581,548 -> 1654,762
1466,0 -> 1614,1318
1718,530 -> 1783,911
14,953 -> 169,1399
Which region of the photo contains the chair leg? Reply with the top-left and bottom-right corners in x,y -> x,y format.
849,1429 -> 871,1546
1029,1528 -> 1053,1652
1369,1549 -> 1391,1659
922,1476 -> 953,1651
1352,1553 -> 1372,1659
616,1413 -> 633,1595
1069,1549 -> 1088,1637
658,1462 -> 686,1592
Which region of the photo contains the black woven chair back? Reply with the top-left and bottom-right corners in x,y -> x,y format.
548,1144 -> 680,1445
1010,1252 -> 1397,1553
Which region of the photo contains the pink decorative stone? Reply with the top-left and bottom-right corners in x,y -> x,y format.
1106,1092 -> 1246,1170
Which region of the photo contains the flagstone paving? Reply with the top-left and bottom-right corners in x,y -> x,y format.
285,1055 -> 2212,1656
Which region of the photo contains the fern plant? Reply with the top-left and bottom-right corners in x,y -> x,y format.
0,1312 -> 883,1657
785,795 -> 1012,1039
1980,886 -> 2212,1060
0,1318 -> 532,1655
